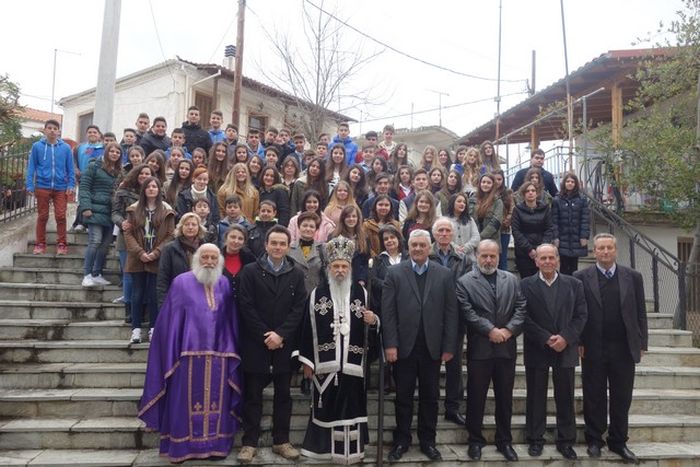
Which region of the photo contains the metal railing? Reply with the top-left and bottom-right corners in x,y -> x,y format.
0,144 -> 35,223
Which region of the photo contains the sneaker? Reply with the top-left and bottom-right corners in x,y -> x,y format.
237,446 -> 257,464
91,275 -> 111,286
72,225 -> 86,233
130,328 -> 141,344
272,443 -> 300,460
148,328 -> 154,341
111,295 -> 125,304
56,243 -> 68,255
32,243 -> 46,255
81,274 -> 96,287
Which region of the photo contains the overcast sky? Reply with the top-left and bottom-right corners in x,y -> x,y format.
2,0 -> 683,138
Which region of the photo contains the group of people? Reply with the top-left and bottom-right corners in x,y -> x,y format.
25,114 -> 643,464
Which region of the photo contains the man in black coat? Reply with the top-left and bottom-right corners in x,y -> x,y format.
237,225 -> 307,463
574,233 -> 648,463
510,148 -> 558,197
522,244 -> 587,460
382,229 -> 458,462
456,239 -> 526,462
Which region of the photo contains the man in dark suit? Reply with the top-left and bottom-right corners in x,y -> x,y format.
574,233 -> 648,463
522,244 -> 588,460
456,239 -> 527,462
382,229 -> 458,462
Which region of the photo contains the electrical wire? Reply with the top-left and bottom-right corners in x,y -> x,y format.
356,91 -> 529,124
148,0 -> 176,84
304,0 -> 527,83
206,16 -> 238,63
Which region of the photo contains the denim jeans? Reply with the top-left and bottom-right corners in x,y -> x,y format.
131,271 -> 158,329
84,224 -> 113,276
499,233 -> 511,271
118,249 -> 133,304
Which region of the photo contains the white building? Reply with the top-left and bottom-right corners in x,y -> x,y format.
58,57 -> 352,142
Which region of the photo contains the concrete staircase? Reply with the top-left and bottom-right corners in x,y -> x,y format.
0,231 -> 699,465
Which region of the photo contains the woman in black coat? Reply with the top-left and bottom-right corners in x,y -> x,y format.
221,224 -> 257,304
511,181 -> 554,278
258,166 -> 291,227
156,212 -> 206,308
552,173 -> 590,275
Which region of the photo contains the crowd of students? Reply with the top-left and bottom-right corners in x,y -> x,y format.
26,108 -> 591,345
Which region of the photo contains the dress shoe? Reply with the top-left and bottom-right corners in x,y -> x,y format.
388,444 -> 409,461
420,444 -> 442,461
609,444 -> 639,464
557,444 -> 577,460
528,443 -> 543,457
587,443 -> 602,458
496,444 -> 519,462
467,444 -> 482,460
444,411 -> 466,426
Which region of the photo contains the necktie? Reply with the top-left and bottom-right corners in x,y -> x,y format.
605,269 -> 613,279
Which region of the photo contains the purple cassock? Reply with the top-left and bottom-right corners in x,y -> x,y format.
138,271 -> 243,463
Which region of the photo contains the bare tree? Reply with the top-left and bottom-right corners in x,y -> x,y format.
258,0 -> 384,139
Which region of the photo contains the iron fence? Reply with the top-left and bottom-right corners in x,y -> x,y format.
0,144 -> 35,223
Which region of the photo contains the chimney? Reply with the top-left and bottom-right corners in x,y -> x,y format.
224,45 -> 236,71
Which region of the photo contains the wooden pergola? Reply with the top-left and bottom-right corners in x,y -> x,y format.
458,49 -> 675,148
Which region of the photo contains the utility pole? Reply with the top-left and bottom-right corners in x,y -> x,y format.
560,0 -> 574,170
232,0 -> 246,129
495,0 -> 503,140
429,90 -> 449,127
93,0 -> 121,132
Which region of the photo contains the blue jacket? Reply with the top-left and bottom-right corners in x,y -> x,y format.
331,134 -> 358,165
209,129 -> 225,144
75,142 -> 105,173
26,138 -> 76,192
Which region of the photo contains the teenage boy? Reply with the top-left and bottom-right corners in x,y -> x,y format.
72,125 -> 104,232
218,195 -> 252,248
139,116 -> 171,156
167,128 -> 192,159
26,120 -> 76,255
357,142 -> 376,165
398,169 -> 442,223
315,141 -> 328,160
192,198 -> 218,244
377,124 -> 396,160
264,127 -> 279,148
361,172 -> 399,219
225,124 -> 239,159
318,133 -> 330,146
246,200 -> 278,258
331,122 -> 358,165
103,132 -> 117,145
278,128 -> 296,158
134,112 -> 150,144
181,105 -> 212,155
292,133 -> 305,167
245,129 -> 265,158
120,128 -> 138,165
208,110 -> 225,144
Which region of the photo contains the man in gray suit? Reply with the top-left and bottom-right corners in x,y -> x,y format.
456,239 -> 526,462
574,233 -> 648,463
382,229 -> 458,462
522,244 -> 587,460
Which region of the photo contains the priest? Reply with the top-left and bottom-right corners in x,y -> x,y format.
138,243 -> 243,463
298,236 -> 379,464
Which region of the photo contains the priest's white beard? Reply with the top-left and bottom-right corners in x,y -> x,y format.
192,259 -> 224,286
328,272 -> 352,306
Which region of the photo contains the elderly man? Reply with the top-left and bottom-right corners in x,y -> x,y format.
138,243 -> 243,463
237,225 -> 307,463
521,244 -> 587,460
574,233 -> 648,463
456,239 -> 526,462
429,217 -> 471,426
298,236 -> 379,464
383,229 -> 458,462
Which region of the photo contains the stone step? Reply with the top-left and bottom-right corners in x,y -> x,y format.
0,268 -> 121,286
2,360 -> 700,391
646,312 -> 675,329
13,253 -> 120,270
0,283 -> 122,303
0,301 -> 125,321
2,414 -> 699,450
0,318 -> 689,346
0,320 -> 130,340
3,442 -> 700,467
26,241 -> 116,256
35,231 -> 89,245
2,340 -> 697,366
0,386 -> 697,419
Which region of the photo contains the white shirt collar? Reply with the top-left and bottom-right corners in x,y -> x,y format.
538,271 -> 559,287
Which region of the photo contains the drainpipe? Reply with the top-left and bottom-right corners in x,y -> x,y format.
189,70 -> 222,106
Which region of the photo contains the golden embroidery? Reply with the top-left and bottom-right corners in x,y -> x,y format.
203,355 -> 212,437
194,402 -> 203,412
204,284 -> 216,310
